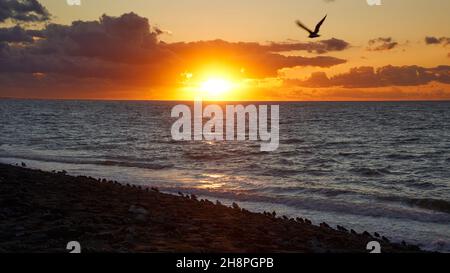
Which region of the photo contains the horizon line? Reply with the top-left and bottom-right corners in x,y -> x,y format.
1,97 -> 450,103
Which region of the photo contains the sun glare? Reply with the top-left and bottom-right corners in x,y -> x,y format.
200,78 -> 233,97
180,70 -> 245,101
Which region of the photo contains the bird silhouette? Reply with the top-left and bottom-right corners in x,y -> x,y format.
296,15 -> 327,38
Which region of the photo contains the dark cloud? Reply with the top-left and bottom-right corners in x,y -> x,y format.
286,65 -> 450,88
425,36 -> 450,46
0,13 -> 182,89
0,25 -> 43,42
320,38 -> 350,52
264,38 -> 350,54
367,37 -> 398,51
0,0 -> 50,23
34,13 -> 170,64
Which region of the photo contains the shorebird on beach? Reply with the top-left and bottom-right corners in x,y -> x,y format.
296,15 -> 327,38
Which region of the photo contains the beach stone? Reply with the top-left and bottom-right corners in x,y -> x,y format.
129,205 -> 149,215
128,205 -> 149,222
135,214 -> 147,222
232,202 -> 241,210
15,231 -> 26,237
125,227 -> 138,244
29,233 -> 48,241
14,225 -> 25,232
97,231 -> 115,241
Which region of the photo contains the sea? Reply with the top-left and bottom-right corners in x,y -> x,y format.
1,99 -> 449,252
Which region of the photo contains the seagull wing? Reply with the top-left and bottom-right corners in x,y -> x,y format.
314,15 -> 327,34
296,20 -> 313,34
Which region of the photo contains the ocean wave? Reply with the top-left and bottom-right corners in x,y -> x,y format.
402,127 -> 428,132
0,154 -> 173,170
183,152 -> 229,161
278,158 -> 295,165
100,160 -> 173,170
406,180 -> 438,190
261,168 -> 301,177
257,185 -> 358,197
281,138 -> 305,144
338,151 -> 369,157
386,153 -> 419,160
277,151 -> 298,157
247,150 -> 271,156
239,184 -> 450,215
260,166 -> 334,177
349,167 -> 391,177
158,186 -> 450,224
392,137 -> 421,144
309,157 -> 339,164
324,140 -> 365,146
377,196 -> 450,214
408,198 -> 450,214
297,149 -> 314,154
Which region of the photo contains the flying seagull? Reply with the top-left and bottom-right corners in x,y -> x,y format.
296,15 -> 327,38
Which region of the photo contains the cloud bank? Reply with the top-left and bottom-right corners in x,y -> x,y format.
367,37 -> 398,51
0,0 -> 50,23
0,11 -> 349,98
286,65 -> 450,88
425,36 -> 450,46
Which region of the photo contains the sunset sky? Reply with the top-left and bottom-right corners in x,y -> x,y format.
0,0 -> 449,100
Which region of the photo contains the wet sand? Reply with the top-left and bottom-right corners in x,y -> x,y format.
0,163 -> 422,253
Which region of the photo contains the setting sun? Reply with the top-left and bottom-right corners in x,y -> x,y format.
179,73 -> 245,101
200,78 -> 233,97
